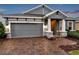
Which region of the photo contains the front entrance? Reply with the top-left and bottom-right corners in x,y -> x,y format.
51,19 -> 62,36
51,19 -> 57,35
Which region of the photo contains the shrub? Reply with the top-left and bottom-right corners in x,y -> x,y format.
66,29 -> 70,32
0,22 -> 6,38
67,31 -> 79,39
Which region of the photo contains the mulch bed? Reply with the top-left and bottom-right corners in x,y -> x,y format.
60,44 -> 79,51
60,37 -> 79,54
66,37 -> 79,44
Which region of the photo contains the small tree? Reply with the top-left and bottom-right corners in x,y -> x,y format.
0,22 -> 6,38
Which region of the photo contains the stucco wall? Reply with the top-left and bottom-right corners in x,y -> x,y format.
75,22 -> 79,30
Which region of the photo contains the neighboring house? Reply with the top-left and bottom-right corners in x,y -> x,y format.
0,4 -> 76,38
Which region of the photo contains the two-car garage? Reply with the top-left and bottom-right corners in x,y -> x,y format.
11,23 -> 43,38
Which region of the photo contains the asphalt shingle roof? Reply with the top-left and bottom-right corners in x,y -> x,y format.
65,12 -> 79,18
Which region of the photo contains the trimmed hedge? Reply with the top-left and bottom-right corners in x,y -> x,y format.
67,31 -> 79,39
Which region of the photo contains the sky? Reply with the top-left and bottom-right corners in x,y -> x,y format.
0,4 -> 79,14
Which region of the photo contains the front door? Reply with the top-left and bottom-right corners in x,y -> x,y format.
51,19 -> 57,35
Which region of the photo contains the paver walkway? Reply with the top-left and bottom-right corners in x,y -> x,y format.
0,37 -> 77,55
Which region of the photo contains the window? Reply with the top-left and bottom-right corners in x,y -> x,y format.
68,21 -> 72,30
67,21 -> 73,30
69,22 -> 72,27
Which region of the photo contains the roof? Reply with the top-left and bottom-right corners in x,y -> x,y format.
3,14 -> 43,19
2,4 -> 77,21
75,17 -> 79,22
23,4 -> 53,13
65,12 -> 79,18
23,4 -> 53,15
3,14 -> 44,17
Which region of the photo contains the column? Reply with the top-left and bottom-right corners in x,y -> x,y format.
47,18 -> 53,38
48,18 -> 51,32
62,19 -> 66,32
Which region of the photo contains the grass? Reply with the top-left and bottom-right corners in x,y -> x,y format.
69,50 -> 79,55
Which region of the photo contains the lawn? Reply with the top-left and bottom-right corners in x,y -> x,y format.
69,50 -> 79,55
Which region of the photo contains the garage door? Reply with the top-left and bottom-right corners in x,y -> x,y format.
11,23 -> 43,38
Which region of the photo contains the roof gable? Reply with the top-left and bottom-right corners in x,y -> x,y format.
23,4 -> 53,15
44,10 -> 69,18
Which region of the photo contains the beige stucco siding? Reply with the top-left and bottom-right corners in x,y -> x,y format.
75,22 -> 79,30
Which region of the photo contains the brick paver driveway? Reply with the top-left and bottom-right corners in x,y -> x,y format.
0,37 -> 77,55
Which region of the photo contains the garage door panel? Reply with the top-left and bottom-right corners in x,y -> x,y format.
11,23 -> 43,38
13,31 -> 42,35
12,26 -> 42,30
12,32 -> 42,37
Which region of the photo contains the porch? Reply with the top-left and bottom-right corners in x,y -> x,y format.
44,18 -> 67,38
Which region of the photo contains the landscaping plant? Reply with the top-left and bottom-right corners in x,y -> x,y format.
0,22 -> 6,38
67,31 -> 79,39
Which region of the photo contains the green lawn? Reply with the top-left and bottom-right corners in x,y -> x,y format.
69,50 -> 79,55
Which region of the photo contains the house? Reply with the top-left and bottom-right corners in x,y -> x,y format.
0,4 -> 76,38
